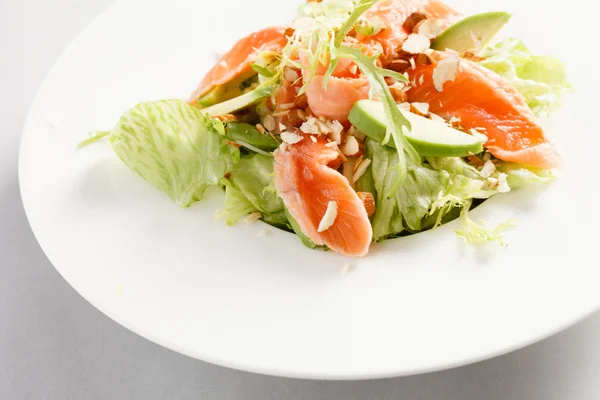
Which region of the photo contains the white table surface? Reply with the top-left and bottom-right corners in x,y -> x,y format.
1,1 -> 599,398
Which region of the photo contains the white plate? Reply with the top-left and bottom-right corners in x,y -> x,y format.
19,0 -> 600,379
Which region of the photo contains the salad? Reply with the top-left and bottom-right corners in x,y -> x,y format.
82,0 -> 570,257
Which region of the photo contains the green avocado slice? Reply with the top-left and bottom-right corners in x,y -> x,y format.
348,100 -> 485,157
202,85 -> 274,117
432,11 -> 512,53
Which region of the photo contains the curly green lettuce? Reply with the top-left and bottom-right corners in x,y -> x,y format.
479,38 -> 572,116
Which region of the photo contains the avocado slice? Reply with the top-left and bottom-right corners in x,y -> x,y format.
226,122 -> 279,152
432,12 -> 512,53
196,70 -> 258,108
203,85 -> 274,117
348,100 -> 484,157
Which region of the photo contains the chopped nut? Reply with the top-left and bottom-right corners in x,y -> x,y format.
357,192 -> 376,217
352,158 -> 372,183
215,114 -> 237,122
263,114 -> 276,132
279,103 -> 296,111
225,140 -> 242,148
287,109 -> 304,128
402,34 -> 431,54
328,127 -> 342,144
245,212 -> 262,223
281,131 -> 304,144
449,116 -> 462,128
403,12 -> 428,33
341,135 -> 361,156
390,86 -> 408,103
462,51 -> 486,62
337,148 -> 349,163
317,201 -> 338,233
432,54 -> 460,92
284,27 -> 296,38
387,59 -> 411,73
415,53 -> 431,65
294,94 -> 309,109
255,123 -> 266,134
410,102 -> 429,117
415,18 -> 444,39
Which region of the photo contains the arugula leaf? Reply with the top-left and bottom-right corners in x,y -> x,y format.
338,46 -> 419,196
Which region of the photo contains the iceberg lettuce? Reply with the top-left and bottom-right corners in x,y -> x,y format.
89,99 -> 240,207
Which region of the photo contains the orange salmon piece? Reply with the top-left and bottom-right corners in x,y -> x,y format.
361,0 -> 461,60
189,26 -> 287,104
274,135 -> 372,257
407,54 -> 561,168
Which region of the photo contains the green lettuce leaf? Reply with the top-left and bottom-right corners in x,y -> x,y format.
365,139 -> 449,241
225,122 -> 279,152
427,156 -> 511,199
100,99 -> 239,207
479,38 -> 572,116
221,153 -> 286,226
455,205 -> 516,246
496,162 -> 556,189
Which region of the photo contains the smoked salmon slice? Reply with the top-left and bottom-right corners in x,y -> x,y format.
274,135 -> 372,257
305,76 -> 370,122
406,53 -> 561,169
360,0 -> 461,60
303,0 -> 459,121
188,26 -> 287,104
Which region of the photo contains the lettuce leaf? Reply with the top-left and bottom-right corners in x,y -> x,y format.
479,38 -> 572,116
496,162 -> 556,189
102,99 -> 239,207
221,153 -> 286,226
455,205 -> 516,246
365,139 -> 449,240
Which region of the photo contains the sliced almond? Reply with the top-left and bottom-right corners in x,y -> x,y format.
432,54 -> 460,92
263,114 -> 276,132
390,86 -> 408,103
410,102 -> 429,117
462,51 -> 486,62
340,135 -> 361,156
402,34 -> 431,54
281,131 -> 304,144
328,128 -> 342,144
353,158 -> 372,183
357,192 -> 376,218
317,201 -> 338,233
479,160 -> 496,179
245,212 -> 262,223
415,18 -> 444,39
255,123 -> 266,134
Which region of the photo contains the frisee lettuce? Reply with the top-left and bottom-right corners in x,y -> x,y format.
87,99 -> 239,207
455,204 -> 516,246
479,38 -> 572,116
